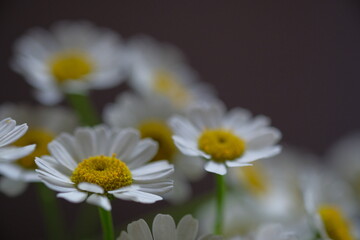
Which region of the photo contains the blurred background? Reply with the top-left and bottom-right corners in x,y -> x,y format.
1,0 -> 360,238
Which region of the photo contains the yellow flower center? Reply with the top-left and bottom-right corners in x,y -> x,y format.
138,120 -> 176,162
198,129 -> 245,162
318,205 -> 354,240
50,51 -> 93,83
153,70 -> 191,107
237,164 -> 268,195
13,128 -> 54,169
71,154 -> 132,192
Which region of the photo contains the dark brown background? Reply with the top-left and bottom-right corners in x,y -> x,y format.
1,0 -> 360,239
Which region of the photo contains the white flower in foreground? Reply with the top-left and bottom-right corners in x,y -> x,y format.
127,36 -> 215,109
0,104 -> 77,196
12,20 -> 127,104
302,167 -> 358,240
118,214 -> 222,240
104,92 -> 204,203
169,103 -> 281,175
35,126 -> 174,211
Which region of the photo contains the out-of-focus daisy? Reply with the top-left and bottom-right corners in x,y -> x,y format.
302,166 -> 358,240
169,103 -> 281,175
12,20 -> 127,105
326,132 -> 360,198
118,213 -> 222,240
227,146 -> 312,224
35,126 -> 174,211
104,92 -> 204,203
127,36 -> 215,109
0,104 -> 77,196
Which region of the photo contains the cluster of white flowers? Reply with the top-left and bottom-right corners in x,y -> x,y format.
1,20 -> 359,240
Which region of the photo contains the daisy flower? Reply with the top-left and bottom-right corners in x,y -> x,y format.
118,214 -> 222,240
35,125 -> 174,211
227,146 -> 314,223
127,36 -> 215,109
0,104 -> 77,196
104,92 -> 204,203
12,20 -> 127,105
326,132 -> 360,198
301,166 -> 358,240
169,103 -> 281,175
0,117 -> 36,196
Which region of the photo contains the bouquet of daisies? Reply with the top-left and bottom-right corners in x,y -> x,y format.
1,20 -> 358,240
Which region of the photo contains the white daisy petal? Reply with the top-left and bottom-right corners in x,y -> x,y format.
245,128 -> 282,149
57,191 -> 88,203
48,140 -> 77,170
0,123 -> 28,147
239,146 -> 282,163
136,181 -> 174,195
223,108 -> 251,129
126,138 -> 158,169
225,161 -> 252,167
169,116 -> 200,140
0,144 -> 35,162
126,219 -> 153,240
173,136 -> 209,158
204,161 -> 227,175
114,190 -> 163,204
78,182 -> 104,194
152,214 -> 176,240
176,215 -> 199,240
0,118 -> 16,136
86,194 -> 111,211
75,128 -> 97,158
109,128 -> 139,159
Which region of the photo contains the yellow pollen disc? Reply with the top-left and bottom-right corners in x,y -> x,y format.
198,129 -> 245,162
238,164 -> 268,196
71,155 -> 132,192
318,205 -> 354,240
50,51 -> 93,83
153,70 -> 191,107
138,120 -> 176,162
13,128 -> 54,169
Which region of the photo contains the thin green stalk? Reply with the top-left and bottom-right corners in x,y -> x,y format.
36,183 -> 65,240
98,207 -> 115,240
66,92 -> 100,126
214,174 -> 226,235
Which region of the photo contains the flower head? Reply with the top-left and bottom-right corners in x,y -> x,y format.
12,20 -> 127,104
35,125 -> 174,210
170,103 -> 281,175
118,214 -> 222,240
0,117 -> 36,196
301,166 -> 358,240
104,92 -> 205,203
0,104 -> 77,196
127,36 -> 215,109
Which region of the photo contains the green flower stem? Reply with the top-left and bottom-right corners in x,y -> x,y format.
214,174 -> 226,235
98,207 -> 115,240
36,183 -> 65,240
66,92 -> 100,126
